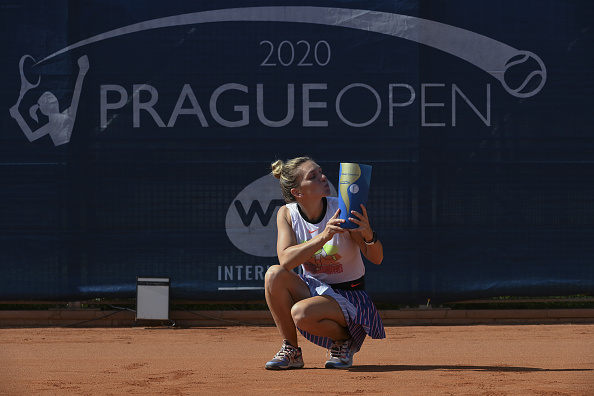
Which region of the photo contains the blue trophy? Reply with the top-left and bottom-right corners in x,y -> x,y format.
338,163 -> 372,229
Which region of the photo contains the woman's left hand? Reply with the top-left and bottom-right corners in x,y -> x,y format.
348,204 -> 374,241
349,204 -> 383,264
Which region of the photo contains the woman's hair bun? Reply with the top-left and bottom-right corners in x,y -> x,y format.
271,159 -> 284,179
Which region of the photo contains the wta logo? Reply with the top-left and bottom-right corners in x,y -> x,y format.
226,173 -> 337,257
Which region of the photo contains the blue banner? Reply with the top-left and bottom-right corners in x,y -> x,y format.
1,1 -> 593,304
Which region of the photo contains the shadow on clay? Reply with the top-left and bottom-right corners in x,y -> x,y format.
346,365 -> 593,373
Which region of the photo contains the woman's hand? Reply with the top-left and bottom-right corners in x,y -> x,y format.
348,204 -> 383,265
320,209 -> 346,242
347,204 -> 374,241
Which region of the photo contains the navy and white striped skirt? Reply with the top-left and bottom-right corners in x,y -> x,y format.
297,274 -> 386,352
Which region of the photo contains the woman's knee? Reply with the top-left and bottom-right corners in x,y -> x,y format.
264,265 -> 286,289
265,265 -> 310,303
290,301 -> 309,329
291,296 -> 348,331
291,299 -> 326,331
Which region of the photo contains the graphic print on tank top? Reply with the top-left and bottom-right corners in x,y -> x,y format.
301,240 -> 343,275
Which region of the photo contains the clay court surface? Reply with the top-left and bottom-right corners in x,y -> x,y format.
1,324 -> 592,395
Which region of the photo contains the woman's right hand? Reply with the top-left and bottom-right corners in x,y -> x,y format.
320,209 -> 346,242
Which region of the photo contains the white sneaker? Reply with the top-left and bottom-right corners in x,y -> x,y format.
325,339 -> 354,369
265,340 -> 304,370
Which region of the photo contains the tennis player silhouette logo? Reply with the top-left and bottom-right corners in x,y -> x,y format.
9,55 -> 89,146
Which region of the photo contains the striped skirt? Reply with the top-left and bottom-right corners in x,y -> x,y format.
297,274 -> 386,352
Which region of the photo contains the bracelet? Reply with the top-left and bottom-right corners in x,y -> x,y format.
364,231 -> 377,245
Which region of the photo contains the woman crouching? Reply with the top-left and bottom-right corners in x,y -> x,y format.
265,156 -> 385,370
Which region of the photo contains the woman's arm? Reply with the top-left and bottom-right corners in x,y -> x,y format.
351,231 -> 383,265
276,206 -> 345,271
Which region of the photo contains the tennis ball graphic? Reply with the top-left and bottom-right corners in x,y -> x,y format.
502,51 -> 546,98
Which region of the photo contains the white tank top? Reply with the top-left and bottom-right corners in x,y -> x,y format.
287,197 -> 365,284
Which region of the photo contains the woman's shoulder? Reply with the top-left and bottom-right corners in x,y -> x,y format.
276,204 -> 293,226
279,202 -> 298,219
277,203 -> 292,215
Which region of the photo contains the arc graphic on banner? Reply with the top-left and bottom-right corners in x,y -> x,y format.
30,7 -> 547,99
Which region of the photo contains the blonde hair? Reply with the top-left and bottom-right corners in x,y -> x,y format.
271,156 -> 313,203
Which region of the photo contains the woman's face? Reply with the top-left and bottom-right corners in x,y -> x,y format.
295,160 -> 330,199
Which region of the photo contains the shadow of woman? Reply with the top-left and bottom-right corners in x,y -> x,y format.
347,364 -> 593,373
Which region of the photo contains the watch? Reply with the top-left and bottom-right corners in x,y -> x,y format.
364,231 -> 378,245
